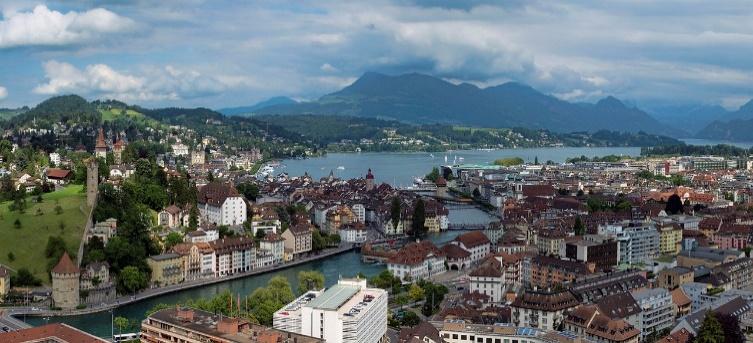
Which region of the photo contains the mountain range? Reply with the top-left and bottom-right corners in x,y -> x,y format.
248,72 -> 680,136
218,96 -> 297,116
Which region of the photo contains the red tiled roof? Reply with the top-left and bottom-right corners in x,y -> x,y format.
522,184 -> 555,198
46,168 -> 72,179
658,328 -> 692,343
198,182 -> 241,206
454,231 -> 490,248
0,323 -> 107,342
441,244 -> 471,260
388,241 -> 444,266
51,251 -> 79,275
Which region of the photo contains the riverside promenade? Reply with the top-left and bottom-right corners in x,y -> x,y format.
2,244 -> 354,326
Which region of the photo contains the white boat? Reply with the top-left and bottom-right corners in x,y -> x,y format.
336,166 -> 345,170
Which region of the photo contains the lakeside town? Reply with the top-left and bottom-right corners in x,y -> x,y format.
2,124 -> 753,343
4,2 -> 753,343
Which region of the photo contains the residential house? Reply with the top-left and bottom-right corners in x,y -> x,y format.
147,253 -> 185,286
511,289 -> 580,330
387,240 -> 446,282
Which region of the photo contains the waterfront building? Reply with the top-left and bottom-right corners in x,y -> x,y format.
51,252 -> 80,309
260,233 -> 285,264
209,236 -> 255,277
79,261 -> 115,305
0,323 -> 108,342
198,182 -> 247,226
147,253 -> 185,287
511,289 -> 580,330
171,242 -> 215,281
282,222 -> 313,260
387,240 -> 446,282
273,278 -> 388,343
631,288 -> 675,340
143,307 -> 322,343
339,223 -> 368,244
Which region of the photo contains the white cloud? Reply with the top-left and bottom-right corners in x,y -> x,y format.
0,86 -> 7,100
0,5 -> 135,48
34,60 -> 236,101
320,63 -> 338,72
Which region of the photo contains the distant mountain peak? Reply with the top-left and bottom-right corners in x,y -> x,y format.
596,96 -> 624,107
738,99 -> 753,112
218,96 -> 297,116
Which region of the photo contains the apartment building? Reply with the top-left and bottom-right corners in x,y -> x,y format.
273,278 -> 388,343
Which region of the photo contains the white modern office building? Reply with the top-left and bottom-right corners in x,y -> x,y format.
273,278 -> 387,343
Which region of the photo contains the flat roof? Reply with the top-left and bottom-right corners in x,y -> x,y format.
306,284 -> 359,310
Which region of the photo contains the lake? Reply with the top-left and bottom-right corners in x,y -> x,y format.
278,147 -> 640,186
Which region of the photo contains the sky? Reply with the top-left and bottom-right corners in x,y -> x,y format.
1,0 -> 752,111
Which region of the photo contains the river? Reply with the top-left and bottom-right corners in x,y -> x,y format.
24,146 -> 644,336
24,231 -> 468,337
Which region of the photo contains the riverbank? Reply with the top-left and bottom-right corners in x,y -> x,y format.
6,245 -> 355,321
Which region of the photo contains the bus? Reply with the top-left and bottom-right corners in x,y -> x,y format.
113,332 -> 140,342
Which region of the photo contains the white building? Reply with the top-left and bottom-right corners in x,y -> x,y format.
49,152 -> 60,166
172,143 -> 189,156
273,278 -> 387,343
469,259 -> 504,303
197,182 -> 247,226
511,289 -> 580,331
260,233 -> 285,265
339,224 -> 368,244
387,241 -> 447,282
351,204 -> 366,223
449,231 -> 491,265
186,228 -> 219,243
631,288 -> 675,340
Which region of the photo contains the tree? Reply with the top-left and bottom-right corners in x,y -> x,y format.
401,311 -> 420,327
410,199 -> 426,239
715,312 -> 744,343
297,271 -> 325,294
311,230 -> 326,251
425,167 -> 440,182
248,276 -> 295,325
694,311 -> 724,343
408,283 -> 425,302
119,266 -> 147,294
188,205 -> 199,229
390,197 -> 401,231
13,218 -> 21,229
164,232 -> 184,251
573,216 -> 585,236
7,252 -> 15,262
534,156 -> 539,165
666,194 -> 684,215
114,316 -> 130,335
11,268 -> 42,287
255,229 -> 266,241
45,236 -> 69,272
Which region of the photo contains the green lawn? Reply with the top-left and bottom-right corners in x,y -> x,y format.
99,108 -> 163,127
0,185 -> 90,283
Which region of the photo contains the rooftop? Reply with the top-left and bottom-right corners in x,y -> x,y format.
306,284 -> 360,310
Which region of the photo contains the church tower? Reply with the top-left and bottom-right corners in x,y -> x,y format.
86,158 -> 98,207
365,168 -> 375,191
95,128 -> 107,159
